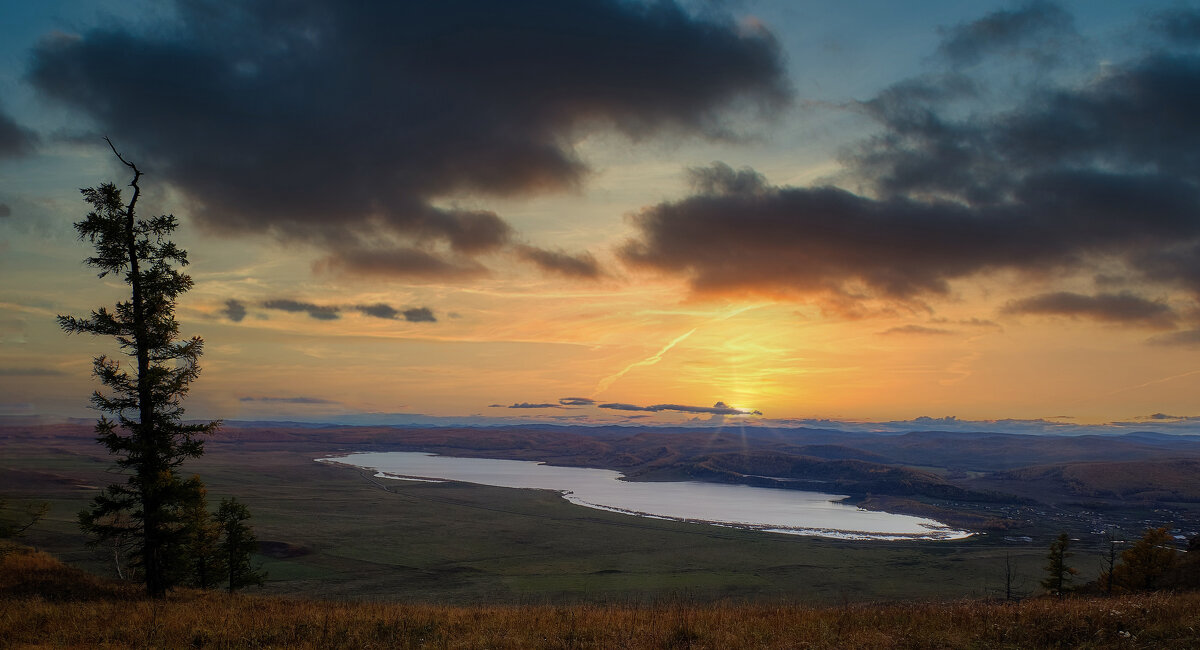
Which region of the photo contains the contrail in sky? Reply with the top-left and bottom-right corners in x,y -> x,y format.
592,328 -> 697,397
591,304 -> 764,397
1097,368 -> 1200,399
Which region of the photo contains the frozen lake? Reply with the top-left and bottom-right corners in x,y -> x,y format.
319,451 -> 971,541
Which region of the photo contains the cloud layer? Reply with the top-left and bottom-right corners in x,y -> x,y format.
29,0 -> 788,279
621,4 -> 1200,335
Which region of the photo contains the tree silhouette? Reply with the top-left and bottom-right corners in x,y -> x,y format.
216,497 -> 265,592
61,140 -> 219,597
1041,532 -> 1077,599
178,477 -> 224,590
1107,526 -> 1180,592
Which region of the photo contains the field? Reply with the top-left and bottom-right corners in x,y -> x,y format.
3,423 -> 1099,605
4,546 -> 1200,648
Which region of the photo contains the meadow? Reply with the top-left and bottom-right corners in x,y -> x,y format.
3,545 -> 1199,648
5,425 -> 1087,604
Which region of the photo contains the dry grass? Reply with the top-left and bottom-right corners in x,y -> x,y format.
3,544 -> 1200,649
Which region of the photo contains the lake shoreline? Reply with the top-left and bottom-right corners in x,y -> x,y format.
318,451 -> 972,541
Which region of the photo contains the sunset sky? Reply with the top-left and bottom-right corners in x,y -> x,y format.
3,1 -> 1200,433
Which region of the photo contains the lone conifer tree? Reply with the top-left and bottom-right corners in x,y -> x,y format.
1041,532 -> 1078,599
61,140 -> 219,597
216,497 -> 264,592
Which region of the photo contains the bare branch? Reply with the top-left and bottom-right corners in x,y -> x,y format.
104,136 -> 141,217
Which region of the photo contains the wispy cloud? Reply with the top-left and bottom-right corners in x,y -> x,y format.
238,396 -> 340,405
262,299 -> 340,320
514,245 -> 603,279
597,401 -> 761,416
880,325 -> 954,336
1003,292 -> 1177,329
0,367 -> 66,377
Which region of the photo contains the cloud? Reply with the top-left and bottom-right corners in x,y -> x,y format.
238,396 -> 340,404
315,248 -> 490,280
29,0 -> 788,279
0,367 -> 67,376
1148,328 -> 1200,347
559,397 -> 596,406
1002,291 -> 1177,328
1155,8 -> 1200,45
0,204 -> 10,218
514,245 -> 602,279
0,109 -> 36,158
262,299 -> 340,320
355,303 -> 437,322
597,402 -> 654,412
1141,413 -> 1200,422
597,400 -> 761,415
494,402 -> 562,409
402,307 -> 436,323
935,1 -> 1075,67
621,8 -> 1200,324
880,325 -> 953,336
221,299 -> 247,322
356,303 -> 398,320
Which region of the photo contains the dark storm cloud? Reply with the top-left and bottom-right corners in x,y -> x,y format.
622,6 -> 1200,326
625,164 -> 1200,301
559,397 -> 596,406
597,401 -> 760,415
238,396 -> 339,404
1002,292 -> 1177,328
0,109 -> 36,158
514,245 -> 603,279
935,1 -> 1075,67
28,0 -> 788,279
221,299 -> 247,322
262,299 -> 340,320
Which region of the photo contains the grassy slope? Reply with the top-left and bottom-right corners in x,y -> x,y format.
3,546 -> 1200,649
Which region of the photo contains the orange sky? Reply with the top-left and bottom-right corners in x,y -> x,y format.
2,1 -> 1199,433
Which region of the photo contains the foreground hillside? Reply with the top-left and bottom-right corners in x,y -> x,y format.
4,546 -> 1200,649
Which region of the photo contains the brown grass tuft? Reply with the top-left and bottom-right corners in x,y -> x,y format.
0,542 -> 136,602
